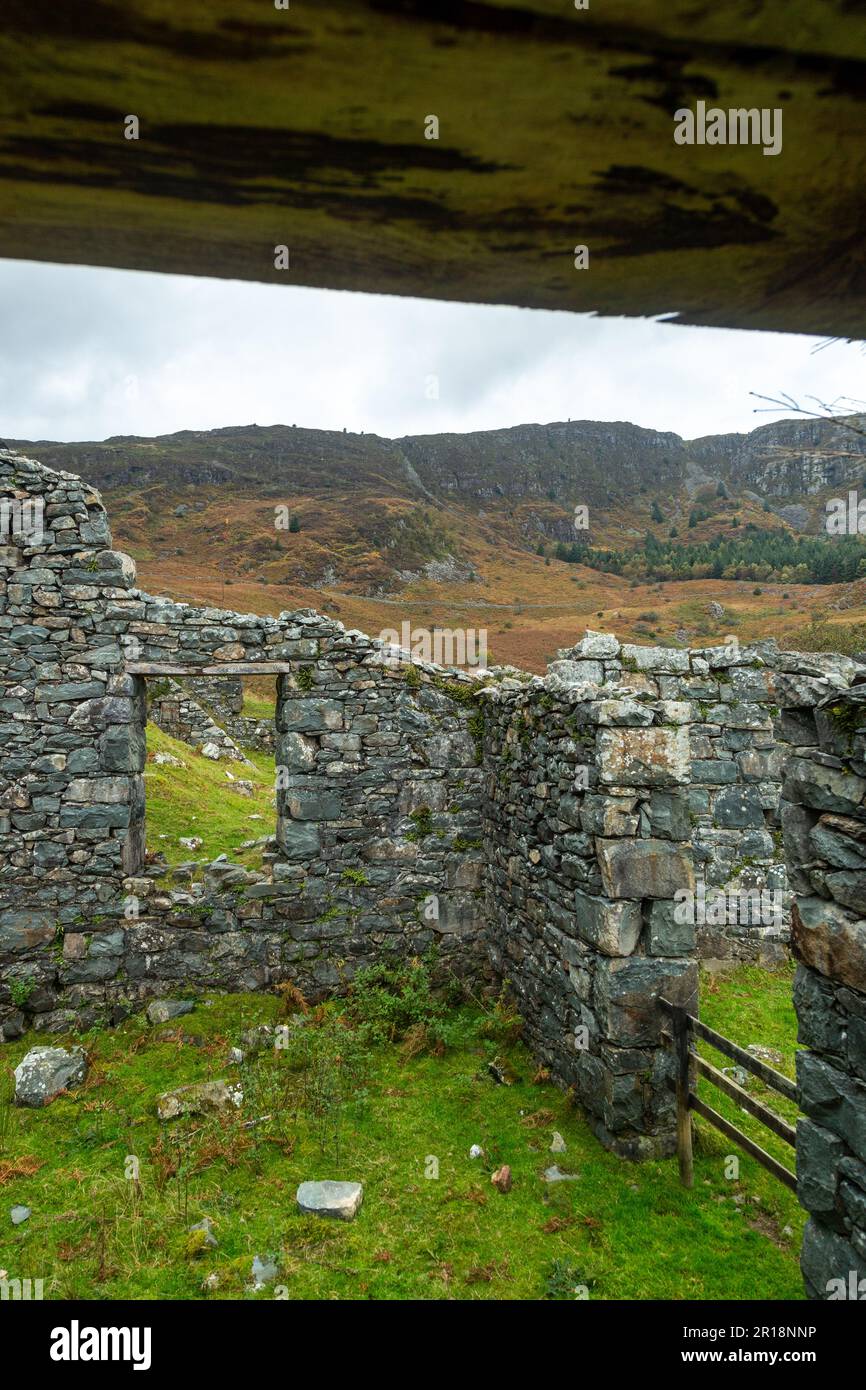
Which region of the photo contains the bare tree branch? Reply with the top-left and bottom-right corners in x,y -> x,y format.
749,392 -> 866,439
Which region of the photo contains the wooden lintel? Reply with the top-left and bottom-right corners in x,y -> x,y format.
126,662 -> 295,675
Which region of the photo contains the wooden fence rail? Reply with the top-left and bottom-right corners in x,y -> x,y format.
659,997 -> 798,1193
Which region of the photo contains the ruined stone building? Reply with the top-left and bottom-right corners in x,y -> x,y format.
1,448 -> 864,1296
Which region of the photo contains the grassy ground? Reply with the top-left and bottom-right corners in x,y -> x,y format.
0,965 -> 803,1301
696,960 -> 803,1257
143,726 -> 275,868
241,689 -> 277,721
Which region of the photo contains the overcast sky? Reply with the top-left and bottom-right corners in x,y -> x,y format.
0,258 -> 862,445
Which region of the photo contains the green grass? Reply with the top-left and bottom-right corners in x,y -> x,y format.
695,961 -> 804,1254
144,726 -> 275,868
0,969 -> 804,1301
241,692 -> 276,721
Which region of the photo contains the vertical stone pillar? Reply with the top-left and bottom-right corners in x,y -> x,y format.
590,695 -> 698,1156
781,680 -> 866,1298
482,673 -> 698,1158
274,672 -> 341,862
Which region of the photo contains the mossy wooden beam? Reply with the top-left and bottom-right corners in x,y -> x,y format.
0,0 -> 864,334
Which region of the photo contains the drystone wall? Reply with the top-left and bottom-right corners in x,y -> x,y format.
0,450 -> 488,1039
780,678 -> 866,1299
481,655 -> 698,1158
183,674 -> 275,752
552,633 -> 862,963
4,448 -> 866,1206
148,678 -> 251,762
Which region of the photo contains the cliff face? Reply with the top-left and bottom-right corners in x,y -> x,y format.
398,421 -> 688,508
8,412 -> 866,605
690,417 -> 866,499
15,413 -> 866,516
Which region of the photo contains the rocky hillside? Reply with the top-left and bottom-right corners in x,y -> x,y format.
11,413 -> 866,585
9,414 -> 866,672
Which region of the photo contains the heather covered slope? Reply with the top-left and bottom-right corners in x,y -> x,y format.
10,413 -> 866,671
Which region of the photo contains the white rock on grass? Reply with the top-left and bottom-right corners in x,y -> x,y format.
251,1255 -> 278,1288
14,1046 -> 87,1108
296,1180 -> 364,1221
146,999 -> 195,1025
543,1165 -> 580,1184
156,1080 -> 241,1122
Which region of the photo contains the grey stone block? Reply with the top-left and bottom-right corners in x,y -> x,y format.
597,838 -> 694,900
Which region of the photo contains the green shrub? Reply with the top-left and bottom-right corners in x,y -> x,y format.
9,976 -> 35,1007
346,957 -> 446,1044
275,1014 -> 370,1161
406,806 -> 434,841
545,1259 -> 597,1300
796,620 -> 866,657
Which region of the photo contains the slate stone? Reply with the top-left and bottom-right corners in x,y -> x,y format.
157,1080 -> 240,1122
793,965 -> 844,1055
713,784 -> 765,829
597,726 -> 690,787
278,699 -> 343,733
276,818 -> 321,858
14,1046 -> 87,1107
571,890 -> 641,956
783,757 -> 866,817
646,791 -> 691,840
596,838 -> 694,900
825,870 -> 866,917
792,897 -> 866,995
251,1255 -> 279,1288
296,1180 -> 364,1221
797,1052 -> 866,1163
594,958 -> 698,1047
801,1218 -> 866,1300
147,999 -> 195,1025
646,899 -> 697,957
797,1118 -> 845,1227
542,1165 -> 580,1183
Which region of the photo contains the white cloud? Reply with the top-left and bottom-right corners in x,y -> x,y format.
0,258 -> 862,443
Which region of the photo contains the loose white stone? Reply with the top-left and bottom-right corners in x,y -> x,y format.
296,1180 -> 364,1221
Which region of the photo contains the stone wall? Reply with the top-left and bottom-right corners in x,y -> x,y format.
148,677 -> 252,762
552,633 -> 862,963
482,655 -> 698,1157
184,674 -> 275,752
5,447 -> 866,1185
274,646 -> 486,971
9,444 -> 866,1310
780,677 -> 866,1299
0,450 -> 488,1038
